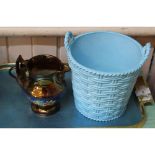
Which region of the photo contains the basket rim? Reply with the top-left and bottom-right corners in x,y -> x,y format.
66,31 -> 147,77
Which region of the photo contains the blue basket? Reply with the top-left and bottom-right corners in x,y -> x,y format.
64,31 -> 151,121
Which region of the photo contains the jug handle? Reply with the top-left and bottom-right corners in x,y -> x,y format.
16,55 -> 26,75
64,32 -> 74,50
141,42 -> 151,65
9,55 -> 27,79
9,66 -> 17,79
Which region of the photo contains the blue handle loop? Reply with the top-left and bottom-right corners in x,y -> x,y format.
141,42 -> 151,65
64,32 -> 74,50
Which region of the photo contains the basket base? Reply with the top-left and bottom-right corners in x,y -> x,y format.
74,98 -> 127,122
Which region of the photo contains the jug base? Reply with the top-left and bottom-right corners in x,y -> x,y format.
31,102 -> 60,116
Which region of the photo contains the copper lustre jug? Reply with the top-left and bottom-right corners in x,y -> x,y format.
9,54 -> 70,115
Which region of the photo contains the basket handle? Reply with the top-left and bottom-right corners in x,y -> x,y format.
64,32 -> 74,50
141,42 -> 151,64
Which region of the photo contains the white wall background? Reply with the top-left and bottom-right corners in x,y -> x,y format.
0,36 -> 67,64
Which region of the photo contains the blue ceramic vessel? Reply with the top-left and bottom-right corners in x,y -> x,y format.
65,31 -> 151,121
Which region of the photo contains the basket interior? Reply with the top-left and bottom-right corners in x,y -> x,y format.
70,32 -> 143,73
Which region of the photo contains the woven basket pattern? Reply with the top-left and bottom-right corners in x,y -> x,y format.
65,31 -> 151,121
69,56 -> 139,121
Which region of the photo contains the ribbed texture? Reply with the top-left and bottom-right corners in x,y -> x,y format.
69,57 -> 139,121
65,31 -> 151,121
